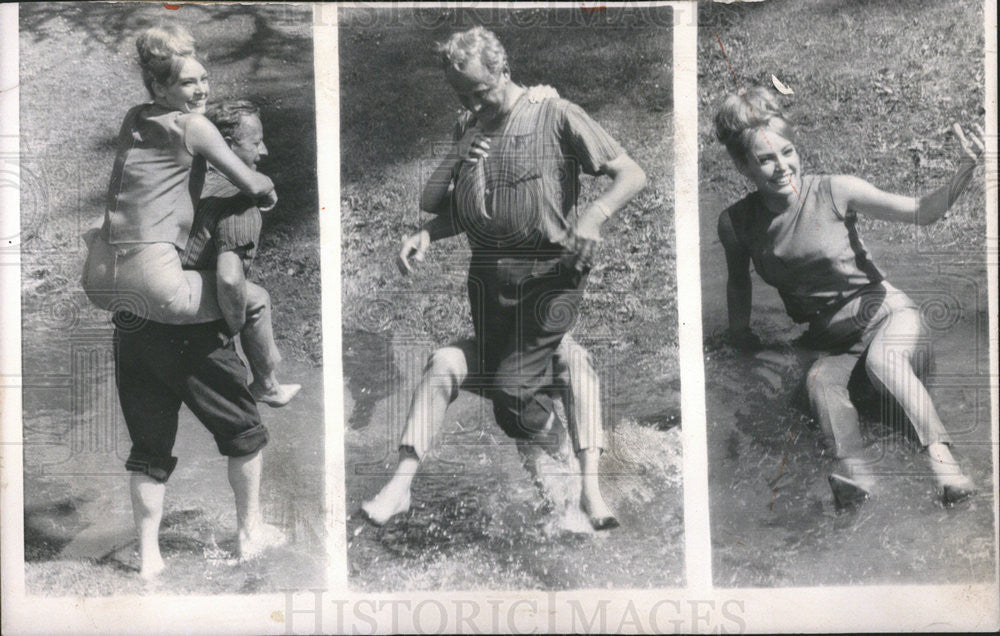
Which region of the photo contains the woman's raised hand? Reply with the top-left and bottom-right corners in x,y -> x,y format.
525,84 -> 559,103
953,122 -> 985,163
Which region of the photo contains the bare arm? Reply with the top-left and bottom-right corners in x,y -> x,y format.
185,115 -> 276,203
718,209 -> 760,350
831,123 -> 984,226
565,153 -> 647,271
397,197 -> 464,275
216,251 -> 247,335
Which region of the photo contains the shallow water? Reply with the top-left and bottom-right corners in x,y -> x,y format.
21,290 -> 326,595
699,192 -> 996,587
344,331 -> 685,591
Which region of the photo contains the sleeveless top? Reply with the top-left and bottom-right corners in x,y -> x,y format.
103,103 -> 206,249
723,174 -> 884,323
449,96 -> 624,254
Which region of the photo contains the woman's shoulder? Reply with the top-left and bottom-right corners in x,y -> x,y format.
175,111 -> 211,129
721,190 -> 760,222
718,191 -> 759,245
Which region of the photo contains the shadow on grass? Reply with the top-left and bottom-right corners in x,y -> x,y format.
24,498 -> 85,561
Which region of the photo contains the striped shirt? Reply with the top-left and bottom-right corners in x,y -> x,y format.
723,174 -> 884,323
448,95 -> 625,253
179,168 -> 261,274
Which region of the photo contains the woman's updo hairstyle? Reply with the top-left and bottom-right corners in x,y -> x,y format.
435,26 -> 508,78
714,86 -> 797,165
136,24 -> 198,97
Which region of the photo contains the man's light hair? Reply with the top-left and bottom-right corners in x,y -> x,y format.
435,26 -> 508,77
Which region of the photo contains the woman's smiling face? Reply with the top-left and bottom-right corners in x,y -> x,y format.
740,126 -> 802,201
153,57 -> 209,114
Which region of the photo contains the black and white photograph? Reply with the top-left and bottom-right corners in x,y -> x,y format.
339,5 -> 684,591
697,0 -> 996,587
15,3 -> 324,595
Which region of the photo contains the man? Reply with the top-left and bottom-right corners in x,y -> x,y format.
181,100 -> 300,407
117,100 -> 287,579
361,27 -> 646,530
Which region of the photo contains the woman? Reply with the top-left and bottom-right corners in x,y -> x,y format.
714,86 -> 983,508
82,24 -> 297,405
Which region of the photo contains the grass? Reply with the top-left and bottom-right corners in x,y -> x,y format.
339,7 -> 678,386
698,0 -> 987,254
20,3 -> 321,365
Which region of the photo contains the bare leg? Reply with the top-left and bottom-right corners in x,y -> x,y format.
129,474 -> 166,579
361,342 -> 475,525
230,450 -> 286,559
243,283 -> 300,407
864,305 -> 974,502
555,337 -> 617,528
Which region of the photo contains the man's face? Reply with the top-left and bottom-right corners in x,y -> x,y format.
446,57 -> 508,125
229,114 -> 267,169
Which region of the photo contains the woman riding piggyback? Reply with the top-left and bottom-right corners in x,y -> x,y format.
83,24 -> 276,323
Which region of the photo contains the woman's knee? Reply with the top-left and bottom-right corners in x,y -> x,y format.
805,359 -> 850,404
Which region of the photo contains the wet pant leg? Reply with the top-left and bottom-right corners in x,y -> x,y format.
805,353 -> 866,459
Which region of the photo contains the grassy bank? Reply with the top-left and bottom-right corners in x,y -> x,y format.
698,0 -> 987,253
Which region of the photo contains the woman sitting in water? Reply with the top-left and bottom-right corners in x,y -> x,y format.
714,86 -> 983,508
82,24 -> 298,405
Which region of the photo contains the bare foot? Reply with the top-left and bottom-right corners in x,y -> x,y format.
139,554 -> 165,581
239,523 -> 287,561
360,481 -> 411,526
940,474 -> 977,506
580,490 -> 619,531
250,382 -> 301,408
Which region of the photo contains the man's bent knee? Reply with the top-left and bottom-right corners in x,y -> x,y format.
245,282 -> 271,313
215,423 -> 269,457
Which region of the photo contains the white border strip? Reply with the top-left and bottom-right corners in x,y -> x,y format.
0,2 -> 26,631
313,3 -> 344,594
673,0 -> 711,593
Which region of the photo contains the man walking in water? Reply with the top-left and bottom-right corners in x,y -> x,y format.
361,27 -> 646,530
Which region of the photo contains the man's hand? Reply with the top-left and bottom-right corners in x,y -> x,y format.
456,128 -> 490,166
562,203 -> 608,272
397,229 -> 431,275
